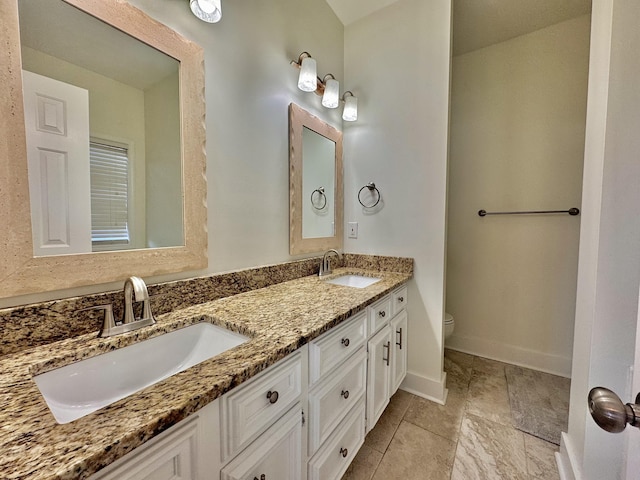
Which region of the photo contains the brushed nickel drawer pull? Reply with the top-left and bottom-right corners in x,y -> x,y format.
266,390 -> 279,404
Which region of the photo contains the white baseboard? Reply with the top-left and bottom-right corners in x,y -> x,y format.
400,370 -> 447,405
445,333 -> 572,378
557,432 -> 581,480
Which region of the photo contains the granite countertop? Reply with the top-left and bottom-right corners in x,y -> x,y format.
0,267 -> 410,480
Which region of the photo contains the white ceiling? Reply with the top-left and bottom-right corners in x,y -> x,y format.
324,0 -> 591,55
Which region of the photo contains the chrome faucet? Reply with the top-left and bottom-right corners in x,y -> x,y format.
87,276 -> 156,338
319,249 -> 342,277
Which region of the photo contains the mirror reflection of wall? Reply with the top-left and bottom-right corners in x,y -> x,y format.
302,127 -> 335,239
18,0 -> 183,256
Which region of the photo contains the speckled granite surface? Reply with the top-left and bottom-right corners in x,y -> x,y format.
0,265 -> 411,480
0,254 -> 411,357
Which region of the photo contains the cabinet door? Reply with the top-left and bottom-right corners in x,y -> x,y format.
221,405 -> 303,480
390,311 -> 408,395
90,419 -> 198,480
366,325 -> 391,433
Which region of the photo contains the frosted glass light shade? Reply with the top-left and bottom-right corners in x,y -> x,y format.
342,94 -> 358,121
298,57 -> 318,92
190,0 -> 222,23
322,78 -> 340,108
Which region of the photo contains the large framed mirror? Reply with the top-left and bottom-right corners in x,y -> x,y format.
289,103 -> 343,255
0,0 -> 207,299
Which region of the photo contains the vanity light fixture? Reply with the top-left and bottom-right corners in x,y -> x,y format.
295,52 -> 318,92
190,0 -> 222,23
291,51 -> 360,121
342,91 -> 358,122
321,74 -> 339,109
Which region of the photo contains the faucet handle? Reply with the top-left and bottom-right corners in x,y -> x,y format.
80,304 -> 117,337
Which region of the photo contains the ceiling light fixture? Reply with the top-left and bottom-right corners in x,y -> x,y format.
190,0 -> 222,23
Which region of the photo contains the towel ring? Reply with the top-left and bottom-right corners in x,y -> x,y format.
311,187 -> 327,210
358,182 -> 381,208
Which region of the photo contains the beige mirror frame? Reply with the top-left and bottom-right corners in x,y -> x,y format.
289,103 -> 343,255
0,0 -> 207,299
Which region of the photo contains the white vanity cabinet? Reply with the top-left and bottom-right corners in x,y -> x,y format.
366,287 -> 408,432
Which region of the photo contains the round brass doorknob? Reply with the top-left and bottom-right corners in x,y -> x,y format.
588,387 -> 640,433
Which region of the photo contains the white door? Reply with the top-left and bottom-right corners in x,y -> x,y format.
22,70 -> 92,255
568,0 -> 640,478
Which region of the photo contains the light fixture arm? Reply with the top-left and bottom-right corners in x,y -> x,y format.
342,91 -> 355,101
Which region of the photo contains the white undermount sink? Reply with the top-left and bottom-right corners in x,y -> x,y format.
324,274 -> 381,288
34,322 -> 249,424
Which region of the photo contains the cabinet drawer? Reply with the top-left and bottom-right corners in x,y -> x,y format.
308,348 -> 366,455
221,352 -> 302,462
221,405 -> 302,480
391,285 -> 408,316
367,295 -> 392,337
308,400 -> 365,480
309,312 -> 367,385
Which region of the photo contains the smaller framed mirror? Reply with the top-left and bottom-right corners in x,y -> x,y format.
289,103 -> 343,255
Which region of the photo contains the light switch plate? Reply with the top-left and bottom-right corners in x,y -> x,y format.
348,222 -> 358,238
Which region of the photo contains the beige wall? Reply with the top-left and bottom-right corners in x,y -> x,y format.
445,15 -> 591,376
344,0 -> 452,401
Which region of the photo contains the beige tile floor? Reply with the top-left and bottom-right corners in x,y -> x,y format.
342,350 -> 562,480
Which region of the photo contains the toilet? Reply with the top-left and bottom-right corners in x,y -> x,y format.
444,312 -> 455,340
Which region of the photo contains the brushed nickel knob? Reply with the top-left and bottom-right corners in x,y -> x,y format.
379,311 -> 386,318
340,447 -> 348,458
341,338 -> 350,347
341,389 -> 349,399
588,387 -> 640,433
